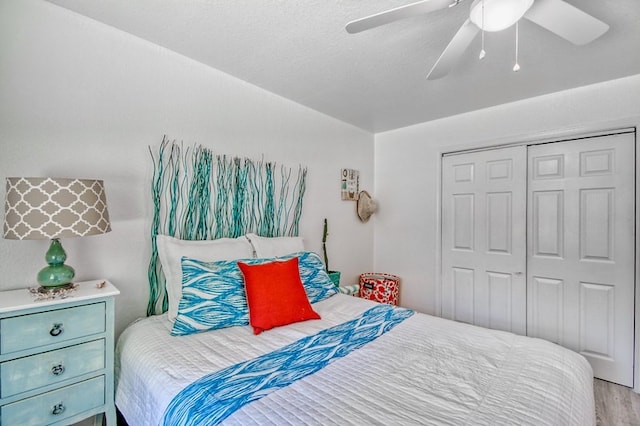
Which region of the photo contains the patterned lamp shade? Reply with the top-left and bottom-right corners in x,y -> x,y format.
4,177 -> 111,240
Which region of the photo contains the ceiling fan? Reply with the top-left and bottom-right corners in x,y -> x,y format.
346,0 -> 609,79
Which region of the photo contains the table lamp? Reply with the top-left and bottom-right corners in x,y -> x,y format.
3,177 -> 111,288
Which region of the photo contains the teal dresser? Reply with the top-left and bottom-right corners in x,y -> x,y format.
0,280 -> 119,425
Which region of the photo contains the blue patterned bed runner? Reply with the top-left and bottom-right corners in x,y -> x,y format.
161,304 -> 414,425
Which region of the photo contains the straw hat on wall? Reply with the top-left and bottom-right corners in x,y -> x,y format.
356,190 -> 377,223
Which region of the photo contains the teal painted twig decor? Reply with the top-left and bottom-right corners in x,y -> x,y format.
147,136 -> 308,315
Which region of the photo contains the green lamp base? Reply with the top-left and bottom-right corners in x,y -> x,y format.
37,239 -> 75,288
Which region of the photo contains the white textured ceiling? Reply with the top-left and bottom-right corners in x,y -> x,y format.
46,0 -> 640,133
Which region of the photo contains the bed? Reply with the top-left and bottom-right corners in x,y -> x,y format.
115,270 -> 595,425
119,145 -> 595,425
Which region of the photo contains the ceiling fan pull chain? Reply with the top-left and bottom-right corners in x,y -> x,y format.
513,21 -> 521,72
479,0 -> 486,60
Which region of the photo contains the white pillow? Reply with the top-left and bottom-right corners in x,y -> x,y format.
156,234 -> 254,322
246,233 -> 305,258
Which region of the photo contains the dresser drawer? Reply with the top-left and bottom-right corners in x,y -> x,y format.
1,375 -> 105,425
0,303 -> 106,355
1,339 -> 105,398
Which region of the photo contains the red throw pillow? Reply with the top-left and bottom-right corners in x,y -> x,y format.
238,257 -> 321,335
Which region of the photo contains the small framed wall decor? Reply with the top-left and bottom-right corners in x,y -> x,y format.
341,169 -> 359,200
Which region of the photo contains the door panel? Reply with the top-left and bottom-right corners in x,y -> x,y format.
487,192 -> 512,253
527,133 -> 635,386
533,154 -> 564,179
487,271 -> 513,331
532,190 -> 564,257
579,188 -> 614,261
452,267 -> 475,324
453,194 -> 474,250
529,276 -> 564,344
579,281 -> 614,358
442,146 -> 527,335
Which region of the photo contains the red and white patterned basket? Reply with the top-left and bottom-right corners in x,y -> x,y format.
358,273 -> 400,306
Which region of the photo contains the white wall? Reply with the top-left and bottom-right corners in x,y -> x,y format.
374,74 -> 640,315
0,0 -> 375,338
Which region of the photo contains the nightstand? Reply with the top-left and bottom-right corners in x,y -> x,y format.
0,280 -> 119,426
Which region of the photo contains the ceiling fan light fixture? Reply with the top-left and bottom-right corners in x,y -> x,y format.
469,0 -> 534,32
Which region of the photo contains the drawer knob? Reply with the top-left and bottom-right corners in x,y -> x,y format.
51,402 -> 65,416
49,323 -> 64,337
51,364 -> 65,376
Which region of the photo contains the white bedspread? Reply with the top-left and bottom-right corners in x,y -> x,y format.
115,294 -> 595,425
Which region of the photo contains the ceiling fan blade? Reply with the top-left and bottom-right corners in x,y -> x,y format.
427,19 -> 479,80
524,0 -> 609,45
346,0 -> 454,34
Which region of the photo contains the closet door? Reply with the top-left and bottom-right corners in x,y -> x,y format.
441,146 -> 527,334
527,133 -> 635,386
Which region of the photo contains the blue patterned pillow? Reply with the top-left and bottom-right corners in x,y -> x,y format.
171,257 -> 251,336
172,252 -> 337,336
287,251 -> 338,303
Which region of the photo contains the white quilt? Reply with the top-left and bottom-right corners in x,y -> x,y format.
115,294 -> 595,425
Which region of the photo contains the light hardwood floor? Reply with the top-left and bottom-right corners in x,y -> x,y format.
595,379 -> 640,425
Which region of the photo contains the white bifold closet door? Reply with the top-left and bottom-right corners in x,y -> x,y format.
527,133 -> 635,387
441,131 -> 635,386
441,146 -> 527,335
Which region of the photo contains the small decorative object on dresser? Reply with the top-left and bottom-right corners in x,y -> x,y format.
0,280 -> 119,425
359,273 -> 400,306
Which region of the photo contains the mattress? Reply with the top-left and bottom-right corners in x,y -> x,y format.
115,294 -> 595,425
